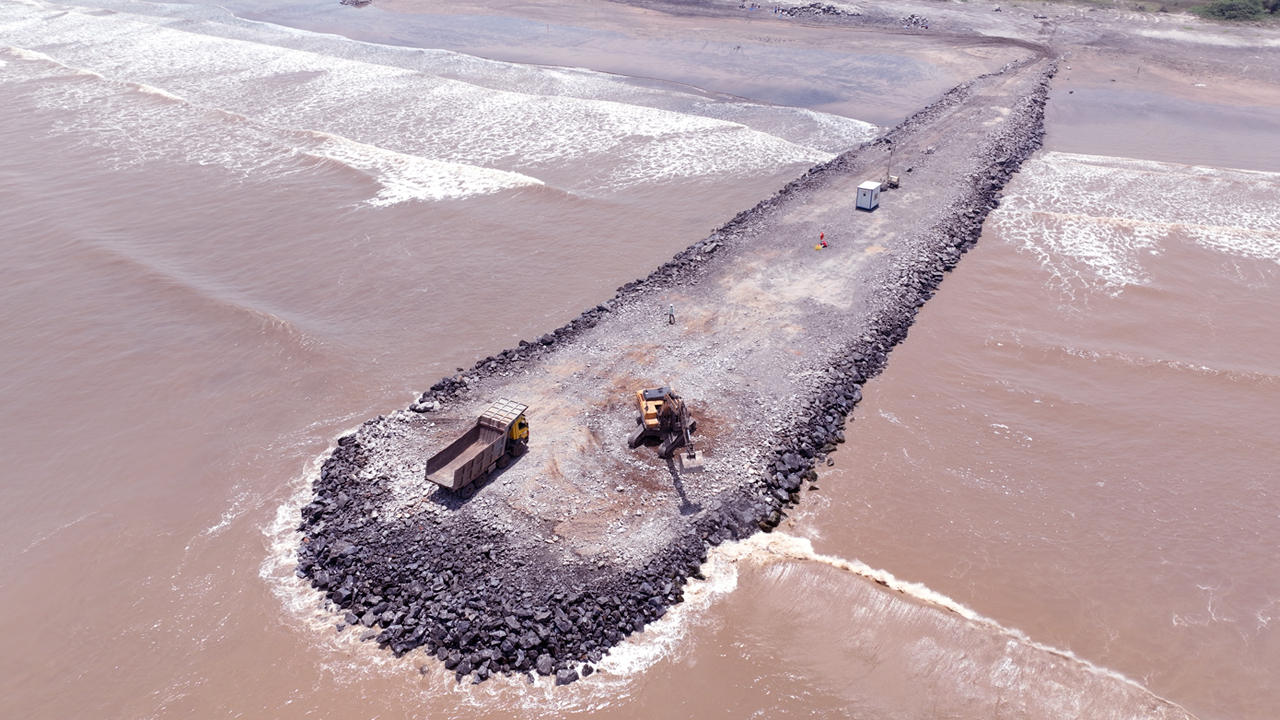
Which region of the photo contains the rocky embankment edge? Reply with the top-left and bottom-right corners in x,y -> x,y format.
293,58 -> 1057,686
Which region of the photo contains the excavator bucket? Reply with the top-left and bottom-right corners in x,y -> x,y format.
678,449 -> 705,473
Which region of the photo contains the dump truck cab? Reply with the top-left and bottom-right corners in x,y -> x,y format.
509,414 -> 529,444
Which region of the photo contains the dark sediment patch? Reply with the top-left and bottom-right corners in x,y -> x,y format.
294,53 -> 1057,684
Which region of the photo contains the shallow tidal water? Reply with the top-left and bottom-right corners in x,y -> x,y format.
2,0 -> 1278,719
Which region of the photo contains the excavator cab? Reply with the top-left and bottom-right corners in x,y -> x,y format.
637,387 -> 668,432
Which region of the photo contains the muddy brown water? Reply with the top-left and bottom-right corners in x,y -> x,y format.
2,0 -> 1278,718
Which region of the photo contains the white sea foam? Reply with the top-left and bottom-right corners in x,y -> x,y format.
991,152 -> 1280,297
199,486 -> 261,539
133,82 -> 189,103
0,0 -> 867,200
4,47 -> 542,204
679,100 -> 878,154
62,0 -> 879,152
717,532 -> 1183,702
17,510 -> 98,555
304,132 -> 544,205
2,45 -> 59,65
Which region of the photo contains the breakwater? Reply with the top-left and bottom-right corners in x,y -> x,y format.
295,54 -> 1057,686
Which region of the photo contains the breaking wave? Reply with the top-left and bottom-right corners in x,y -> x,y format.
304,132 -> 544,206
0,0 -> 877,202
1,44 -> 547,204
990,152 -> 1280,295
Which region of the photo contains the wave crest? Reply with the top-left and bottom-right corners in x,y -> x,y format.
304,131 -> 544,205
991,152 -> 1280,295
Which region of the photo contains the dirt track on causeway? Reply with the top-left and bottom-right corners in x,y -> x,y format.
296,38 -> 1057,683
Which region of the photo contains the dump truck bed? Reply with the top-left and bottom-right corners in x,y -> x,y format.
425,424 -> 503,489
424,398 -> 528,491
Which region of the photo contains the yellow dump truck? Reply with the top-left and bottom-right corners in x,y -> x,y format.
425,399 -> 528,490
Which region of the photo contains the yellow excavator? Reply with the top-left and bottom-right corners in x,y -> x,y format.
628,386 -> 704,472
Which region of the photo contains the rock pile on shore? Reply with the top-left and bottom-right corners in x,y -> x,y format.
782,3 -> 860,18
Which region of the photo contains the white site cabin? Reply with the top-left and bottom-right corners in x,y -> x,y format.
856,181 -> 881,211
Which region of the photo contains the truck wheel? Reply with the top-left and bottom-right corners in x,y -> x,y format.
513,441 -> 527,457
496,454 -> 510,470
